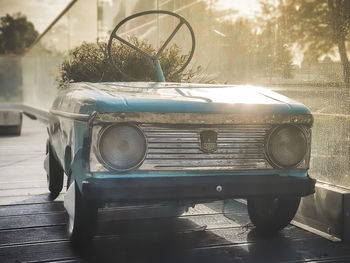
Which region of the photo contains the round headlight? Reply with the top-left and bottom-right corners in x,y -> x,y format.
98,124 -> 147,171
265,125 -> 308,169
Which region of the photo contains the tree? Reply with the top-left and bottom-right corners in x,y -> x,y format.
328,0 -> 350,84
270,0 -> 350,84
255,3 -> 295,81
212,18 -> 258,82
0,13 -> 39,55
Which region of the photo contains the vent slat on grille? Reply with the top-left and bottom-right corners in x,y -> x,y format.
138,124 -> 272,171
147,138 -> 264,143
146,154 -> 265,159
148,143 -> 264,149
141,126 -> 270,132
146,133 -> 266,138
147,148 -> 263,154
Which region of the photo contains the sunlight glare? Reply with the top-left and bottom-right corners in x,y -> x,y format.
210,0 -> 261,18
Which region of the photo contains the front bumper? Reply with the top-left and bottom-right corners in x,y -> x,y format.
81,174 -> 316,203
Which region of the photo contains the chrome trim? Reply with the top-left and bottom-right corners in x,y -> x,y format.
96,124 -> 148,172
138,124 -> 272,171
90,114 -> 312,172
94,112 -> 314,126
49,109 -> 90,121
265,124 -> 310,169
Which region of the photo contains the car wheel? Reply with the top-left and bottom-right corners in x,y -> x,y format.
66,173 -> 72,191
46,140 -> 64,196
66,181 -> 97,247
247,196 -> 300,233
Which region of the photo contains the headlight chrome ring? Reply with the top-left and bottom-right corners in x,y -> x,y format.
97,124 -> 147,172
265,124 -> 308,169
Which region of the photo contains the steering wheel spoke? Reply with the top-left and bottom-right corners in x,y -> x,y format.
108,10 -> 195,81
113,35 -> 152,59
156,20 -> 184,58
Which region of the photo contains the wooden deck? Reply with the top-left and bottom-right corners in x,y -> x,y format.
1,117 -> 350,263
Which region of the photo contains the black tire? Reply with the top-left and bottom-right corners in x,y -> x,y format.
247,196 -> 300,234
46,140 -> 64,195
66,173 -> 72,191
67,182 -> 97,247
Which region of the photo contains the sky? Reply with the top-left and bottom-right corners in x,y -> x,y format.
0,0 -> 260,33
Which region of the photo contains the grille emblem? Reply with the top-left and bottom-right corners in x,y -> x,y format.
200,130 -> 218,153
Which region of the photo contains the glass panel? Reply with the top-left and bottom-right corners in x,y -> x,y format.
21,0 -> 97,109
275,86 -> 350,188
0,55 -> 22,103
19,0 -> 349,189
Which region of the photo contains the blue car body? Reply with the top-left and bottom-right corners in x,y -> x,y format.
47,81 -> 315,205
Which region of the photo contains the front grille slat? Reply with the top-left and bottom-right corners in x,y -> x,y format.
139,124 -> 272,171
148,143 -> 264,149
143,159 -> 265,164
147,138 -> 199,143
146,132 -> 266,138
147,137 -> 264,143
147,148 -> 263,154
146,154 -> 265,159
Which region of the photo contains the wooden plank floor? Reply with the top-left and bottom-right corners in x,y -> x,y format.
1,117 -> 350,263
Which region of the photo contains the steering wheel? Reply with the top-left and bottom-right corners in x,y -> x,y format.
107,10 -> 195,81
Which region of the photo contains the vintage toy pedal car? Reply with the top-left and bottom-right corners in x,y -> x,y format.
44,10 -> 315,244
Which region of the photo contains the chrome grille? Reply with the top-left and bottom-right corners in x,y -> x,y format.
139,124 -> 273,170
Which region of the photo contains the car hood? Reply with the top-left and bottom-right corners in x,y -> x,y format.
54,82 -> 310,115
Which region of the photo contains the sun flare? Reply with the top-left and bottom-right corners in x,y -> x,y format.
210,0 -> 261,18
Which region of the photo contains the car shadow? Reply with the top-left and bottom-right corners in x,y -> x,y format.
69,206 -> 306,263
6,193 -> 307,263
73,217 -> 235,262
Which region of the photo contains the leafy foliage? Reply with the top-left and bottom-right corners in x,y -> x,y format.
208,17 -> 295,81
58,37 -> 209,86
0,13 -> 39,55
254,15 -> 294,80
261,0 -> 350,84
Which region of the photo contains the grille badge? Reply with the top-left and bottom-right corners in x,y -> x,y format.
199,130 -> 218,153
